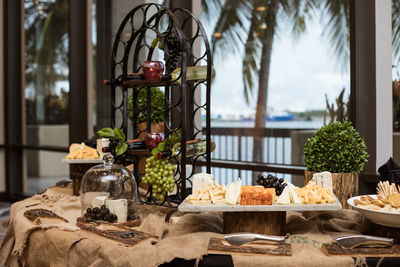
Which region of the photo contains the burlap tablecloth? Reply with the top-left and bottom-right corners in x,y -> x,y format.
0,186 -> 365,267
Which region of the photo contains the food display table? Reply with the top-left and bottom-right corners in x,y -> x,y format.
0,185 -> 399,267
179,198 -> 342,235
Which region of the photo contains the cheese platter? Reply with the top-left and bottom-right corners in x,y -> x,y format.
178,172 -> 342,235
178,173 -> 341,213
178,197 -> 342,213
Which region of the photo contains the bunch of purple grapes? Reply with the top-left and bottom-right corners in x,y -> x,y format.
83,205 -> 117,223
84,137 -> 97,148
256,174 -> 287,195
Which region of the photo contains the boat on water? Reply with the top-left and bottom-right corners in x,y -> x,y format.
266,113 -> 294,121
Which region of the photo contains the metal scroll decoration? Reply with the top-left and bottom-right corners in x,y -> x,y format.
107,4 -> 212,207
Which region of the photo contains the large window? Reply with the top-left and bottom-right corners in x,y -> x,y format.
24,0 -> 69,194
1,0 -> 393,199
202,0 -> 350,185
0,0 -> 4,194
392,0 -> 400,164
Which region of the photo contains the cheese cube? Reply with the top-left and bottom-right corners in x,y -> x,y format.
91,196 -> 108,208
106,199 -> 128,223
311,171 -> 333,192
192,173 -> 213,194
81,192 -> 109,213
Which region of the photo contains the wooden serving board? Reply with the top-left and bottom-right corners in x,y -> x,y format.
77,219 -> 154,246
208,237 -> 291,256
178,197 -> 342,212
322,243 -> 400,257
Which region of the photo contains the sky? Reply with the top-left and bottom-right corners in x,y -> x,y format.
204,9 -> 350,119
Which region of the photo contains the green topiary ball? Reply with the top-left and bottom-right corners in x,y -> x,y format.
128,87 -> 164,124
303,121 -> 368,173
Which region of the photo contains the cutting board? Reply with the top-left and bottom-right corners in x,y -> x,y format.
77,219 -> 154,246
208,237 -> 291,256
322,243 -> 400,257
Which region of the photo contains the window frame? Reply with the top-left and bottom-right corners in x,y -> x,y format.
1,0 -> 394,200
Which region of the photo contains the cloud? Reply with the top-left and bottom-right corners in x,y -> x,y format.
207,14 -> 350,116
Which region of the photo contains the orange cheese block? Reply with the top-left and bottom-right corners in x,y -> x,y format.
240,186 -> 276,205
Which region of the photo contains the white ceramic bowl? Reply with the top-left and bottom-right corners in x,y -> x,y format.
347,195 -> 400,228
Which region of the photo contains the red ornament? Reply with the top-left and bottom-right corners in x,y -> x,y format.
144,132 -> 164,150
142,61 -> 164,81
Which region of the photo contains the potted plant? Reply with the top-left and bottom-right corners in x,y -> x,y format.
128,87 -> 165,136
303,121 -> 368,208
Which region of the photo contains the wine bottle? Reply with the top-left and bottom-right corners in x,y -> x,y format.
126,139 -> 146,150
157,139 -> 215,158
164,66 -> 215,85
103,73 -> 145,86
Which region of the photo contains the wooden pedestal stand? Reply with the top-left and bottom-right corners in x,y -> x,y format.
178,198 -> 341,235
223,211 -> 286,235
304,170 -> 358,209
62,159 -> 103,196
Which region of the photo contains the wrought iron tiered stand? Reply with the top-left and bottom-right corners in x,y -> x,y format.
107,4 -> 212,207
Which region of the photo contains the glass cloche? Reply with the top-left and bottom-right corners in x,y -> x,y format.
80,153 -> 137,223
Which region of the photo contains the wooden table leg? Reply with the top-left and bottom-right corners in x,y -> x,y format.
223,211 -> 286,235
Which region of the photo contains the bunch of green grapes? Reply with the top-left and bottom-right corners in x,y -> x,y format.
142,155 -> 176,201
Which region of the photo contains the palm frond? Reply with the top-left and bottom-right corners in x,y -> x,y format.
210,0 -> 253,60
318,0 -> 350,69
242,5 -> 261,103
201,0 -> 224,23
281,0 -> 318,38
393,0 -> 400,65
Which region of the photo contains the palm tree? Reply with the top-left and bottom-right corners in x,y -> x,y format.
25,0 -> 69,124
204,0 -> 400,184
391,0 -> 400,64
203,0 -> 318,183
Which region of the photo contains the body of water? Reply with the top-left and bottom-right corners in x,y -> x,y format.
201,120 -> 323,185
210,120 -> 323,129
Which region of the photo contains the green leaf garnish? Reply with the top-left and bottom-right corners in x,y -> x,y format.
97,127 -> 116,138
114,127 -> 126,142
115,143 -> 128,156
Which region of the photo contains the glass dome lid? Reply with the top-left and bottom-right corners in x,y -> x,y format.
80,153 -> 137,219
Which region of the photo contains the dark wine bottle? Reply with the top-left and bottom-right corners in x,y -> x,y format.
170,66 -> 215,84
103,73 -> 145,86
157,139 -> 216,159
126,139 -> 146,150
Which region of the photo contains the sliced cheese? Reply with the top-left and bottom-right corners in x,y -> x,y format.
186,198 -> 211,205
192,173 -> 213,194
289,187 -> 302,204
311,171 -> 333,192
277,186 -> 291,205
224,178 -> 242,205
283,179 -> 296,190
209,190 -> 216,203
106,199 -> 128,223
